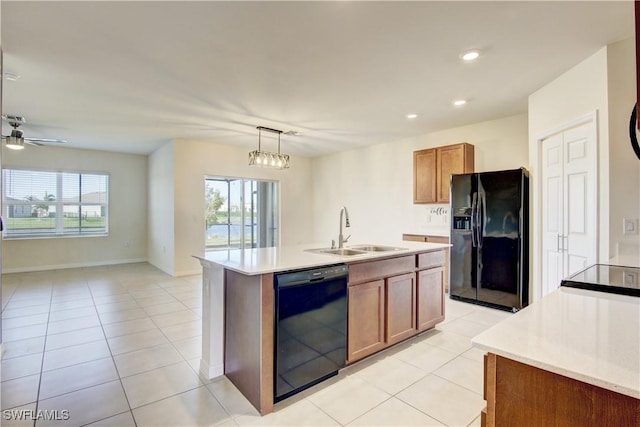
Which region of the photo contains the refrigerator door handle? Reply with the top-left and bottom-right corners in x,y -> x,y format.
478,191 -> 485,248
557,234 -> 562,252
471,192 -> 478,247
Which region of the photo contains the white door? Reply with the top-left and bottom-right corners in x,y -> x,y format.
562,124 -> 597,275
542,133 -> 564,293
541,120 -> 598,296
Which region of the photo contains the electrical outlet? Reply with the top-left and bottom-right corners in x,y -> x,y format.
623,218 -> 638,235
623,271 -> 638,286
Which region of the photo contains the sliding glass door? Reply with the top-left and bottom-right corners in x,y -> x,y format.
205,177 -> 278,250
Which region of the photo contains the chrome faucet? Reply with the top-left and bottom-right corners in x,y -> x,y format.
338,206 -> 351,248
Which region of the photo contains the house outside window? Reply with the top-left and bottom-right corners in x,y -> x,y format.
205,177 -> 279,250
2,168 -> 109,238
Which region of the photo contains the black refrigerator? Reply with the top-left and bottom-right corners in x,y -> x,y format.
449,168 -> 529,312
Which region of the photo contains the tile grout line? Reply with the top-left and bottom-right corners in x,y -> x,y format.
86,272 -> 139,427
32,278 -> 54,427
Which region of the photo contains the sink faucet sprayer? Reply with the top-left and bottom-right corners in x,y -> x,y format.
338,206 -> 351,249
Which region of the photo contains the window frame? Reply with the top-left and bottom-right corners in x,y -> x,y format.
204,176 -> 280,251
2,167 -> 110,240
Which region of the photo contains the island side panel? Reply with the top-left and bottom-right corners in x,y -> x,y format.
259,273 -> 274,414
483,353 -> 640,427
199,262 -> 225,379
224,270 -> 274,415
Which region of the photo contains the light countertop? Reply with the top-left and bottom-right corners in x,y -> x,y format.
472,286 -> 640,399
195,241 -> 450,275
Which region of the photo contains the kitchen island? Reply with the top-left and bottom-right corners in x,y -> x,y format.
472,286 -> 640,426
195,241 -> 449,415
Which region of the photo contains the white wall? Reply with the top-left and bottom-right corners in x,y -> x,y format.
2,145 -> 147,272
529,47 -> 610,277
528,48 -> 609,299
607,38 -> 640,262
148,139 -> 315,276
311,114 -> 529,244
147,142 -> 175,274
528,38 -> 640,296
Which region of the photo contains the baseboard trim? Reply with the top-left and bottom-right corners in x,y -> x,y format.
2,258 -> 148,274
200,357 -> 224,380
174,268 -> 202,277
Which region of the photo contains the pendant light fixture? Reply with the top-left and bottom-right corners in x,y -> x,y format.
249,126 -> 290,169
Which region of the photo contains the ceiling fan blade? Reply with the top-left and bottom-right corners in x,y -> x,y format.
24,137 -> 67,144
24,140 -> 44,147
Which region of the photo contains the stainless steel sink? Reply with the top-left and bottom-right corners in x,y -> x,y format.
306,245 -> 407,256
306,248 -> 368,256
349,245 -> 407,252
321,248 -> 368,256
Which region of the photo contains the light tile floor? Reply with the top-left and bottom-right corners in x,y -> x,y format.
1,263 -> 511,426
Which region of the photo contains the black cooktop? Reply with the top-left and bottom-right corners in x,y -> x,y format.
561,264 -> 640,297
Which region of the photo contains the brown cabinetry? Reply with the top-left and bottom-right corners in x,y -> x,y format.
402,234 -> 449,292
402,234 -> 449,244
482,353 -> 640,427
413,148 -> 437,203
347,280 -> 386,362
346,250 -> 446,364
385,273 -> 417,345
417,267 -> 445,331
413,143 -> 474,203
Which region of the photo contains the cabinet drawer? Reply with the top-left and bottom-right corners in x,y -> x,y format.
402,234 -> 428,242
426,235 -> 449,244
348,255 -> 415,285
417,250 -> 445,269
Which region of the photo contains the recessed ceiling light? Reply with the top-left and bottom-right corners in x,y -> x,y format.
406,113 -> 418,119
460,50 -> 480,61
453,100 -> 467,107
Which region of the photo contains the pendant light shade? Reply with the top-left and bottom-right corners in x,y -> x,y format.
249,126 -> 290,169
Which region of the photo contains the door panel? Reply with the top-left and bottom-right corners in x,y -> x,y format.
568,255 -> 588,275
417,267 -> 445,331
542,133 -> 565,295
437,145 -> 464,202
449,174 -> 477,301
541,120 -> 597,296
563,123 -> 597,278
385,273 -> 416,345
413,149 -> 436,203
476,170 -> 522,309
567,172 -> 586,234
347,280 -> 386,363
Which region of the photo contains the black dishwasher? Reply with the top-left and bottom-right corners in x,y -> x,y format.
274,264 -> 348,402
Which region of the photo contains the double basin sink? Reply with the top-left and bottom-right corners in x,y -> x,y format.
307,245 -> 407,257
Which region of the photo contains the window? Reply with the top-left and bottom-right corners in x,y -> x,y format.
205,177 -> 279,250
2,168 -> 109,238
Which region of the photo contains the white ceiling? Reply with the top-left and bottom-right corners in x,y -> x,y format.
0,1 -> 634,157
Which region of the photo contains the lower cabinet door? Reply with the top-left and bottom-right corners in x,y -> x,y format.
347,280 -> 386,363
385,273 -> 417,345
417,267 -> 445,331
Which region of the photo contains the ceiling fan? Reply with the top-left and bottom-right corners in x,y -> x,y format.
2,115 -> 67,150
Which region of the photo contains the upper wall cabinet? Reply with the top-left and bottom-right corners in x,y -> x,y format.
413,143 -> 474,204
